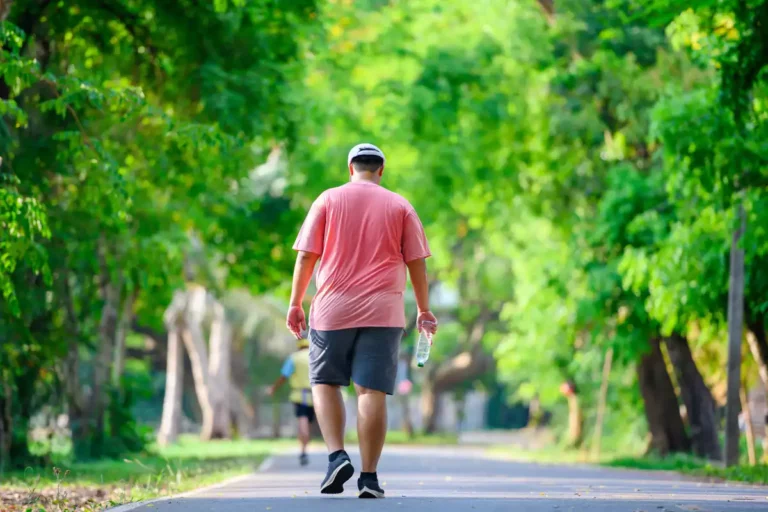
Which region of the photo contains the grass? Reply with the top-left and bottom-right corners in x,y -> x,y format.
1,436 -> 294,511
1,430 -> 452,511
607,453 -> 768,485
345,429 -> 458,446
488,438 -> 768,485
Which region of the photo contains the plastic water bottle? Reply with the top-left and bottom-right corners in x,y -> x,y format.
415,322 -> 436,368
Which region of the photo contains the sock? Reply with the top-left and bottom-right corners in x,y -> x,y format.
329,449 -> 346,462
360,471 -> 377,481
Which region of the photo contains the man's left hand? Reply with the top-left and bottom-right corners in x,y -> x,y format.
286,306 -> 307,339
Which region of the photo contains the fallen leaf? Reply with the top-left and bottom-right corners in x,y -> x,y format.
445,476 -> 453,482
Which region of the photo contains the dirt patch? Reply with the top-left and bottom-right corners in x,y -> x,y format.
0,485 -> 131,512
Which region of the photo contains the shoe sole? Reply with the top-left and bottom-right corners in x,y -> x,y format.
359,486 -> 385,499
320,460 -> 354,494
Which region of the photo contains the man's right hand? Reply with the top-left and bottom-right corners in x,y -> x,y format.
286,305 -> 307,339
417,310 -> 438,335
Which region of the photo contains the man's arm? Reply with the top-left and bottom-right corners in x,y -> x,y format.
406,258 -> 438,334
268,375 -> 287,396
268,356 -> 295,396
405,258 -> 430,313
289,251 -> 320,309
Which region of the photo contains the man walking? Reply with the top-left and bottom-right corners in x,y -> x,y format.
286,143 -> 437,499
267,338 -> 314,467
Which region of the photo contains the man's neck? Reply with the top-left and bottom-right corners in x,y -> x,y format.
350,174 -> 379,184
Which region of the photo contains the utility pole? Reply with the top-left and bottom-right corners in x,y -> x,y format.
724,203 -> 746,466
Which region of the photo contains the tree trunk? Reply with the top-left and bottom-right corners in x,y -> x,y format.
637,338 -> 691,456
206,298 -> 232,439
66,339 -> 90,460
0,373 -> 11,474
62,277 -> 89,460
94,285 -> 119,447
92,241 -> 121,457
180,287 -> 216,441
229,385 -> 255,438
566,393 -> 584,448
0,1 -> 12,23
592,348 -> 613,459
745,315 -> 768,458
536,0 -> 555,25
725,203 -> 746,466
157,293 -> 186,446
421,375 -> 440,434
663,333 -> 722,460
741,384 -> 756,466
111,294 -> 136,388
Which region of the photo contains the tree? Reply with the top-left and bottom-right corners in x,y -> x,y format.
637,0 -> 768,464
1,0 -> 319,461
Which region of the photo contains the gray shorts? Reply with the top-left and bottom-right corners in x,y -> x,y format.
309,327 -> 404,395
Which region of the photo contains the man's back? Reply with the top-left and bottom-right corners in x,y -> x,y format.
293,181 -> 430,330
287,143 -> 437,498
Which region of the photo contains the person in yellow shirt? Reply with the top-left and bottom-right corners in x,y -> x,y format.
268,339 -> 314,466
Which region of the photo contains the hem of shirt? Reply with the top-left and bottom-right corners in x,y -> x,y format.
404,251 -> 432,262
309,322 -> 407,332
292,244 -> 322,255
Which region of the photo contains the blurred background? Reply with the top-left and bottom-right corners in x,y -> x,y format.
1,0 -> 768,505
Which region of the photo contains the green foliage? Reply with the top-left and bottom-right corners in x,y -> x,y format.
1,0 -> 767,473
0,0 -> 319,463
2,437 -> 284,511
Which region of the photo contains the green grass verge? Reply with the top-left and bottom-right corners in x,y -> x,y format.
488,443 -> 768,485
607,454 -> 768,485
345,429 -> 458,446
1,436 -> 294,511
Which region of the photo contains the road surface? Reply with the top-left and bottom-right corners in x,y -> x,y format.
117,446 -> 767,511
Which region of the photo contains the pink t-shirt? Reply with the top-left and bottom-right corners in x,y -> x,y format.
293,181 -> 431,331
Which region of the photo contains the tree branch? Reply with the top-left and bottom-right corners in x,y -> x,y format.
130,319 -> 168,348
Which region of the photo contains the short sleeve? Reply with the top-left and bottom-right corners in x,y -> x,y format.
402,209 -> 431,262
280,356 -> 295,378
293,194 -> 327,255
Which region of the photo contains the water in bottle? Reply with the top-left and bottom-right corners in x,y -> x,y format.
415,322 -> 435,368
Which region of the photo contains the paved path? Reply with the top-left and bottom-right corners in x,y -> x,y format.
121,446 -> 766,511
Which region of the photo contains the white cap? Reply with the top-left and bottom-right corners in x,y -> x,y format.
347,143 -> 386,165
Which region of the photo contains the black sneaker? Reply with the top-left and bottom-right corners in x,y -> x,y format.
299,453 -> 309,467
358,476 -> 385,499
320,453 -> 354,494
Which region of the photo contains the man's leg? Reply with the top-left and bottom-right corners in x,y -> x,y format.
311,384 -> 345,453
297,417 -> 310,453
294,404 -> 313,466
351,327 -> 403,498
355,384 -> 387,472
308,328 -> 357,494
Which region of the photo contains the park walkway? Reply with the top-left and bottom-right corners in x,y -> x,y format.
113,445 -> 767,511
